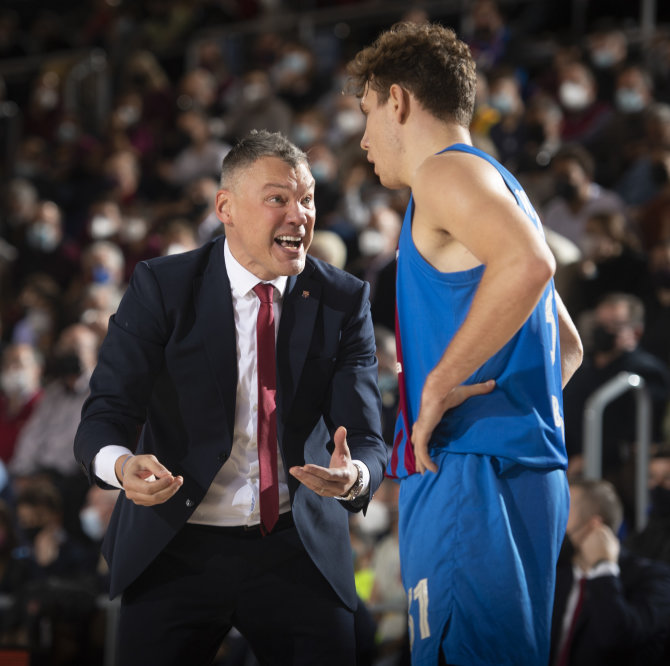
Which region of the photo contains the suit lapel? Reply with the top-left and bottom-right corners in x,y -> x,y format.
277,262 -> 321,417
193,240 -> 237,443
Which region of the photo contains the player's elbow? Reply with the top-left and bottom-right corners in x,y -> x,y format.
524,249 -> 555,292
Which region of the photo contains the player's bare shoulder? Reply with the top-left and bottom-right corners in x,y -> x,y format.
410,152 -> 489,272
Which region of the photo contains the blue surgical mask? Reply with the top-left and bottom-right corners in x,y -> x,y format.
615,87 -> 645,114
80,507 -> 105,541
489,93 -> 515,115
91,265 -> 112,285
26,223 -> 59,253
292,124 -> 317,148
591,49 -> 617,69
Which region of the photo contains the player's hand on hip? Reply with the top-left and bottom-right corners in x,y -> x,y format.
116,453 -> 183,506
412,379 -> 496,474
289,426 -> 358,497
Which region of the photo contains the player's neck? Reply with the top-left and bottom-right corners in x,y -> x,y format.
403,120 -> 471,185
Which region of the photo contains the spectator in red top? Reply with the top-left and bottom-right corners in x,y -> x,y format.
0,343 -> 44,463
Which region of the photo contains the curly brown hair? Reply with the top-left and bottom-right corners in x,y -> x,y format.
346,21 -> 477,128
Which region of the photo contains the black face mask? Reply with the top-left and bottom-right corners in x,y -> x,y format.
651,162 -> 670,187
650,485 -> 670,516
21,526 -> 42,544
526,122 -> 546,145
190,200 -> 210,218
555,180 -> 580,202
651,269 -> 670,290
591,324 -> 617,354
50,352 -> 82,379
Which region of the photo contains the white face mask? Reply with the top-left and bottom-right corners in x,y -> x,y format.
90,214 -> 120,240
358,229 -> 386,256
80,506 -> 106,541
242,83 -> 269,104
354,498 -> 390,537
559,81 -> 591,111
335,110 -> 365,137
0,369 -> 35,398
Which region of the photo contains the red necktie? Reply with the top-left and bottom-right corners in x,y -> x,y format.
253,283 -> 279,534
557,576 -> 586,666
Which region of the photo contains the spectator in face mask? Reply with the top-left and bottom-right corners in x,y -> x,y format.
0,344 -> 44,464
65,240 -> 126,317
585,25 -> 629,104
541,143 -> 629,251
222,69 -> 293,141
78,485 -> 120,594
0,498 -> 37,597
625,451 -> 670,566
562,211 -> 650,316
556,60 -> 613,148
15,477 -> 96,579
9,323 -> 100,480
591,64 -> 656,188
562,293 -> 670,526
641,240 -> 670,366
157,108 -> 231,187
487,66 -> 527,169
13,200 -> 80,291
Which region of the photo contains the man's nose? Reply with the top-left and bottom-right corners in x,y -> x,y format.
285,200 -> 307,223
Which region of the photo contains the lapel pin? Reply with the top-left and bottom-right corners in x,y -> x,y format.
302,290 -> 310,299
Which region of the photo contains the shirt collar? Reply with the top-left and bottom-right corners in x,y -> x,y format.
224,239 -> 288,299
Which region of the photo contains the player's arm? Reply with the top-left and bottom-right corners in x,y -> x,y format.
555,290 -> 583,388
410,153 -> 556,472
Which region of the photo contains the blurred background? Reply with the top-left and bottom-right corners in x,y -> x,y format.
2,1 -> 670,664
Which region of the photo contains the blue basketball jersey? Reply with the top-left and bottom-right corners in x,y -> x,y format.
388,143 -> 567,479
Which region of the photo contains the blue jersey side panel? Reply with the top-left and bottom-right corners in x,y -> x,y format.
388,143 -> 567,479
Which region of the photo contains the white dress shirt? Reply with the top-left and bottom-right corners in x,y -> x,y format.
94,240 -> 368,525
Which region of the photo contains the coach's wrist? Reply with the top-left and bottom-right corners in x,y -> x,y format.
115,454 -> 134,486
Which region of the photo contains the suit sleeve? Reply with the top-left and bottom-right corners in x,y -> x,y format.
74,261 -> 169,485
585,556 -> 670,655
321,280 -> 388,510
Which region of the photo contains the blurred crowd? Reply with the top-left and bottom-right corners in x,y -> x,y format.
2,0 -> 670,663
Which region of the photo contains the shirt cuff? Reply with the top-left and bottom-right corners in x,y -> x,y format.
93,445 -> 134,489
335,460 -> 370,501
587,560 -> 620,578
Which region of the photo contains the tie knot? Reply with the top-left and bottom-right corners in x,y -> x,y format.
253,283 -> 274,304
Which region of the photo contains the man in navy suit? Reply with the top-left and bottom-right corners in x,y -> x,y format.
550,479 -> 670,666
74,130 -> 388,666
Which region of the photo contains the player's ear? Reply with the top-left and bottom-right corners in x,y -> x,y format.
389,83 -> 411,123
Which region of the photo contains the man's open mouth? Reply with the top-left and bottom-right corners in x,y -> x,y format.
275,235 -> 302,249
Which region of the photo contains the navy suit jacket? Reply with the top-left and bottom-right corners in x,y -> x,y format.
74,237 -> 387,607
550,545 -> 670,666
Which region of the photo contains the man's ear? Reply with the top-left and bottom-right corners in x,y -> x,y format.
389,83 -> 411,123
215,189 -> 233,227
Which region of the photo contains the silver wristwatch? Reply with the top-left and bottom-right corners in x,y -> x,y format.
336,460 -> 365,501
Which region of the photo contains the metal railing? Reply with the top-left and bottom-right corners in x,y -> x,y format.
582,371 -> 652,531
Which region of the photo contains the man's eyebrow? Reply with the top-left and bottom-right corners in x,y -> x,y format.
263,180 -> 316,191
262,182 -> 291,190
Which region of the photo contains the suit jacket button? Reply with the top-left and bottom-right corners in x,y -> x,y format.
185,499 -> 194,508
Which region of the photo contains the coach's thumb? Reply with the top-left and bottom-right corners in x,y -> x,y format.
332,426 -> 351,462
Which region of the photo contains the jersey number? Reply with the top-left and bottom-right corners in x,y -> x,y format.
408,578 -> 431,649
